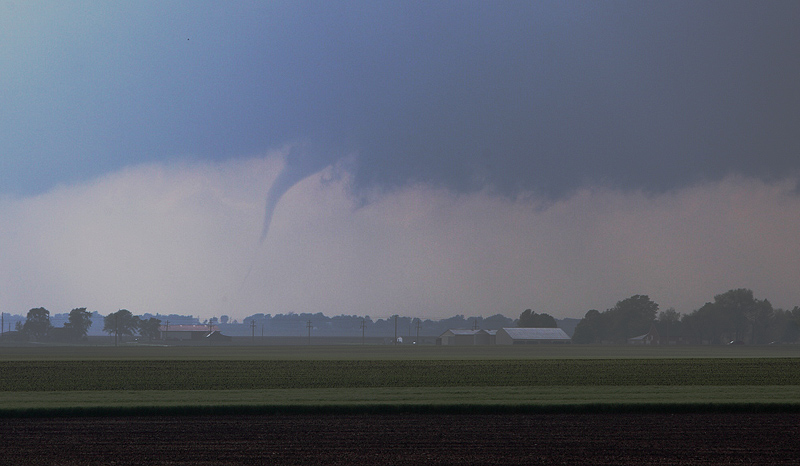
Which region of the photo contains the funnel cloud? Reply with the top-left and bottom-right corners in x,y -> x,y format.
260,145 -> 334,243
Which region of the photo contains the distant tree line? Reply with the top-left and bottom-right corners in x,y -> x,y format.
236,313 -> 517,339
4,288 -> 797,345
572,289 -> 800,345
11,307 -> 94,343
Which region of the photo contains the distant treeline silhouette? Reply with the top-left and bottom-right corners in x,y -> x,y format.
572,289 -> 800,345
3,288 -> 797,344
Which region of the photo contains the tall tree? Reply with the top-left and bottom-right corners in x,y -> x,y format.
572,309 -> 603,343
605,295 -> 659,343
517,309 -> 557,328
138,317 -> 162,342
770,308 -> 799,343
63,307 -> 92,340
22,307 -> 52,341
103,309 -> 139,345
656,308 -> 682,344
712,289 -> 773,344
573,296 -> 659,344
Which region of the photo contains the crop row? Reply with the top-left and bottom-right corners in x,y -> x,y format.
3,359 -> 800,392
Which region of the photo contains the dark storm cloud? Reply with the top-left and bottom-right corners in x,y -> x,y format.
2,1 -> 799,197
335,1 -> 800,197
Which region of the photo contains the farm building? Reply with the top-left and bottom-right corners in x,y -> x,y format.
437,329 -> 497,345
495,327 -> 571,345
205,330 -> 232,342
160,324 -> 220,341
628,323 -> 687,345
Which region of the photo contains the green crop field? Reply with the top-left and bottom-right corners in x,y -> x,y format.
1,345 -> 799,415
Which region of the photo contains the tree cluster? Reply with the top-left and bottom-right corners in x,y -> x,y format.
681,289 -> 791,344
516,309 -> 557,328
572,289 -> 800,345
572,295 -> 659,344
11,307 -> 162,344
15,307 -> 94,342
103,309 -> 162,345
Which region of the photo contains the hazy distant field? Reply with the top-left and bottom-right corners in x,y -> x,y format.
1,345 -> 799,415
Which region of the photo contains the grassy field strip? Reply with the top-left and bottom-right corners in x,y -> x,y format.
4,345 -> 800,360
2,386 -> 800,411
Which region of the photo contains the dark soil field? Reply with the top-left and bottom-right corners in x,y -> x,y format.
2,412 -> 798,465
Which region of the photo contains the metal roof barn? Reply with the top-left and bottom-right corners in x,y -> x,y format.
437,329 -> 496,345
496,328 -> 571,345
159,324 -> 219,341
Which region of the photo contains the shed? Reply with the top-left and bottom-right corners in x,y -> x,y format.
437,329 -> 495,345
205,330 -> 232,342
628,323 -> 686,345
160,324 -> 219,341
496,327 -> 571,345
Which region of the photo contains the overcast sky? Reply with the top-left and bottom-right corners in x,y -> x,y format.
2,1 -> 799,321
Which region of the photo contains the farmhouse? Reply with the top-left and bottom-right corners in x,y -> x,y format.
495,327 -> 571,345
437,329 -> 497,345
160,324 -> 220,341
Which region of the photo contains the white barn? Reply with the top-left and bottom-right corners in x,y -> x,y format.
496,327 -> 571,345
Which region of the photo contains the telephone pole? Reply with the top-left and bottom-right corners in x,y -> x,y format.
415,319 -> 421,344
307,320 -> 312,345
360,319 -> 366,345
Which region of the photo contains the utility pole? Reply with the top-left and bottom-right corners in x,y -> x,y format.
307,320 -> 312,345
251,320 -> 256,344
415,319 -> 421,344
361,319 -> 366,345
164,320 -> 169,341
394,315 -> 398,345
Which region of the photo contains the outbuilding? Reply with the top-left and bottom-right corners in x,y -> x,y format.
628,323 -> 687,345
495,327 -> 571,345
437,329 -> 496,345
160,324 -> 219,341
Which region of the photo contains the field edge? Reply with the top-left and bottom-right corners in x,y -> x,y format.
3,402 -> 800,418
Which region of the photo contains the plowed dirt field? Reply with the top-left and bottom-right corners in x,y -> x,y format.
2,413 -> 797,465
